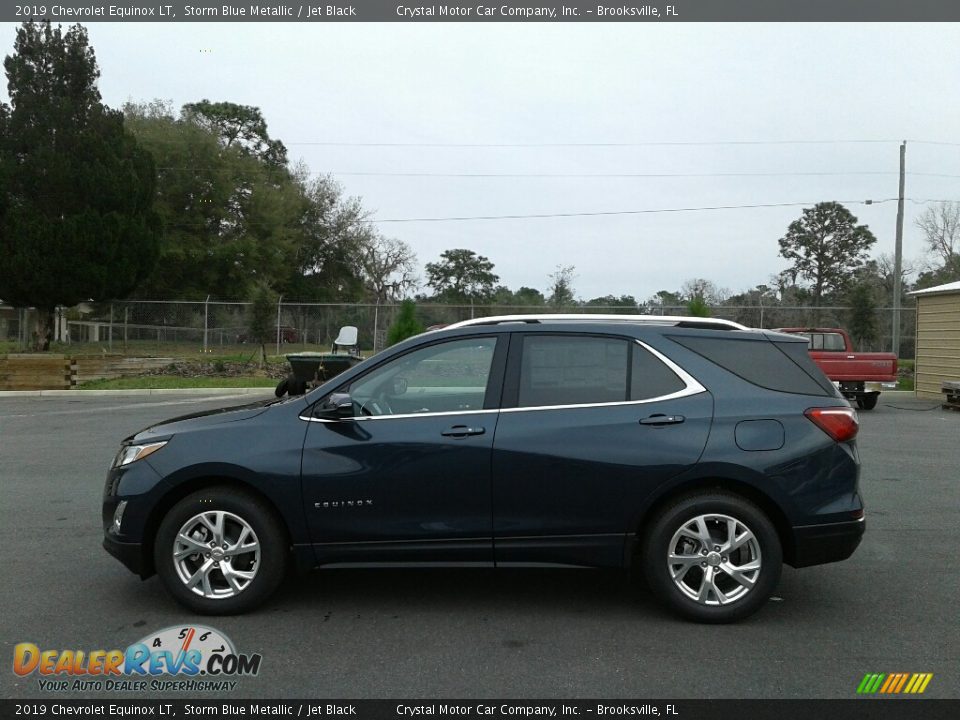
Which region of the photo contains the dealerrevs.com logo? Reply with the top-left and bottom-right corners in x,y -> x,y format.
13,625 -> 262,692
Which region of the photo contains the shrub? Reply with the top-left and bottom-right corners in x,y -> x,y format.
387,300 -> 424,346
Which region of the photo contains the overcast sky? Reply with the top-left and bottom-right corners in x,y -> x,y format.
3,22 -> 959,301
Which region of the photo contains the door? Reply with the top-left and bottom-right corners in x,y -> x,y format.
301,335 -> 505,566
491,333 -> 713,567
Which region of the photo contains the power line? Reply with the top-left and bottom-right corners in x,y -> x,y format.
332,170 -> 899,179
372,198 -> 902,224
285,139 -> 901,148
152,166 -> 960,180
334,170 -> 960,180
142,196 -> 960,228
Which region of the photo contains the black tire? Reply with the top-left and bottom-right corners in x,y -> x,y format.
154,486 -> 287,615
274,378 -> 289,398
641,491 -> 782,623
287,376 -> 308,396
857,393 -> 879,411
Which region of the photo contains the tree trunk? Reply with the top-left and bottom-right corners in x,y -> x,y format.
33,308 -> 55,351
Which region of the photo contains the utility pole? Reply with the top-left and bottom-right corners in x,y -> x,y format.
892,141 -> 906,356
275,294 -> 283,357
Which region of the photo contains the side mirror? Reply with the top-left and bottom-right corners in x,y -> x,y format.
315,392 -> 354,420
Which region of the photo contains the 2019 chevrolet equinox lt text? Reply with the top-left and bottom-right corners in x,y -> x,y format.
102,315 -> 865,623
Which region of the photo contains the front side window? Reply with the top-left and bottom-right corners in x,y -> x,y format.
345,337 -> 497,417
518,336 -> 629,408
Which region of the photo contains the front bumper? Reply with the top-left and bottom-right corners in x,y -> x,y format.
103,535 -> 147,577
102,458 -> 165,579
790,516 -> 865,568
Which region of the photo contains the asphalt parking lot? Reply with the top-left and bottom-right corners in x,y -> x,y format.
1,392 -> 958,699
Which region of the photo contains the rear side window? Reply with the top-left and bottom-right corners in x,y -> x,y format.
631,344 -> 686,400
773,340 -> 839,396
518,336 -> 628,407
670,335 -> 833,396
800,332 -> 846,351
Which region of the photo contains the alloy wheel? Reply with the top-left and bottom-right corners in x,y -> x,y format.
667,513 -> 762,606
172,510 -> 261,599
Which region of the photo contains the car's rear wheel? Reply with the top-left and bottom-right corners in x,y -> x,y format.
154,487 -> 287,614
856,393 -> 879,410
641,491 -> 782,623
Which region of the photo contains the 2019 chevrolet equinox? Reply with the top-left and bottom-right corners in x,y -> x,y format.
102,315 -> 865,623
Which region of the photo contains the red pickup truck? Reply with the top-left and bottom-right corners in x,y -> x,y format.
777,328 -> 898,410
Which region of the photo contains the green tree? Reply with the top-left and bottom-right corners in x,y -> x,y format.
425,249 -> 499,302
914,264 -> 960,289
182,99 -> 288,167
846,281 -> 878,350
646,290 -> 683,313
681,278 -> 727,305
778,202 -> 877,309
724,284 -> 779,328
547,265 -> 577,308
585,294 -> 638,309
686,297 -> 711,317
0,22 -> 160,348
491,285 -> 546,306
281,173 -> 370,302
247,282 -> 276,367
511,286 -> 546,306
387,299 -> 424,346
124,103 -> 368,301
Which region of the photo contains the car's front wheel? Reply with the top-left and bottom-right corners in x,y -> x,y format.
641,491 -> 782,623
154,487 -> 287,614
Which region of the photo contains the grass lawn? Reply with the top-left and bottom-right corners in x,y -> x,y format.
78,376 -> 277,390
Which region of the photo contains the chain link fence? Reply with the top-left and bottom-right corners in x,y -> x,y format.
1,300 -> 918,359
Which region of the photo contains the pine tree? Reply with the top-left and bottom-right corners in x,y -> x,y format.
387,300 -> 424,346
0,22 -> 160,349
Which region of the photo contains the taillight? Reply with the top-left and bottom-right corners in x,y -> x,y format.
805,407 -> 859,443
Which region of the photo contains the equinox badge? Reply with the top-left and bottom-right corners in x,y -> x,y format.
315,500 -> 374,509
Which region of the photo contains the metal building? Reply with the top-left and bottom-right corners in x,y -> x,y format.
908,280 -> 960,399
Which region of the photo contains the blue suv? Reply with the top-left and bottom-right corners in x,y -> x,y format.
102,315 -> 864,622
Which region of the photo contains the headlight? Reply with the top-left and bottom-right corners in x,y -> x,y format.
114,441 -> 168,468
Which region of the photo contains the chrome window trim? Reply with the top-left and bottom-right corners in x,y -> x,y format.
298,338 -> 706,422
500,393 -> 699,414
502,338 -> 705,413
300,408 -> 497,423
635,337 -> 707,396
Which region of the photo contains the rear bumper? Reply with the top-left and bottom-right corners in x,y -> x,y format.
789,517 -> 865,568
103,535 -> 148,578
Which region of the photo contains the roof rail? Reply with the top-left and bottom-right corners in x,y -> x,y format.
444,314 -> 750,331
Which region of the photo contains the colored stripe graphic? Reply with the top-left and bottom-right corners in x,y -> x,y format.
857,673 -> 933,694
893,673 -> 909,693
